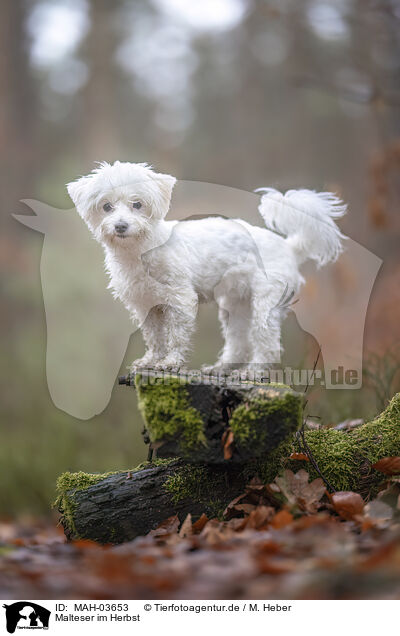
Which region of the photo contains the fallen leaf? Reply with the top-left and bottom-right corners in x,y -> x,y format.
364,500 -> 393,523
258,557 -> 297,574
274,469 -> 326,513
375,482 -> 400,520
225,517 -> 248,531
224,477 -> 277,519
232,503 -> 257,515
222,429 -> 235,460
270,509 -> 293,528
332,492 -> 364,520
179,514 -> 193,538
71,539 -> 102,550
223,492 -> 248,519
192,514 -> 209,534
149,515 -> 180,537
372,457 -> 400,475
289,452 -> 309,461
200,520 -> 235,544
246,506 -> 275,530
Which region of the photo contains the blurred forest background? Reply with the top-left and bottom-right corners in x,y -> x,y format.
1,0 -> 399,517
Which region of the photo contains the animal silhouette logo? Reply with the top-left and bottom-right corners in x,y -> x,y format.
3,602 -> 50,633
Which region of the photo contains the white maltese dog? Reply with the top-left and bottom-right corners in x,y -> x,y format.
67,161 -> 347,372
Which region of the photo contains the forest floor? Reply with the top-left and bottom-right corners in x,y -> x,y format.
1,463 -> 399,600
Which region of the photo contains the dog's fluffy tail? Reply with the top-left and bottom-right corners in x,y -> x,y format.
257,188 -> 347,267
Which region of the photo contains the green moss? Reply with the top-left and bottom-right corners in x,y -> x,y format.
136,374 -> 207,452
257,393 -> 400,494
230,390 -> 303,455
130,458 -> 176,472
54,470 -> 120,538
164,465 -> 228,518
297,393 -> 400,494
256,436 -> 295,483
54,460 -> 176,538
56,470 -> 119,494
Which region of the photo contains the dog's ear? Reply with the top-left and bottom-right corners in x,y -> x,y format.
151,172 -> 176,219
66,176 -> 93,217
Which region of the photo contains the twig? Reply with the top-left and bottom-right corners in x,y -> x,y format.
304,347 -> 321,395
295,347 -> 335,491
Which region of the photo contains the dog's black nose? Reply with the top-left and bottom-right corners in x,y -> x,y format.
115,222 -> 128,234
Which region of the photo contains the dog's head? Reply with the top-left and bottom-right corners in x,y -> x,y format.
67,161 -> 176,246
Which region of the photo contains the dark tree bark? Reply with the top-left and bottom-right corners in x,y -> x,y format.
57,459 -> 247,544
0,0 -> 37,221
122,372 -> 304,464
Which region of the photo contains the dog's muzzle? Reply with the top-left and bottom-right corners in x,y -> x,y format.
115,222 -> 129,236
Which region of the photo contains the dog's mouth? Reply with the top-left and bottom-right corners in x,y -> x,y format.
114,233 -> 128,239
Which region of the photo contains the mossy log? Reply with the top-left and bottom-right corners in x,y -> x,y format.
124,372 -> 304,464
56,394 -> 400,544
271,392 -> 400,497
55,459 -> 247,544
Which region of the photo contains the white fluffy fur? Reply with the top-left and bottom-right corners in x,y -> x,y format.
67,161 -> 347,370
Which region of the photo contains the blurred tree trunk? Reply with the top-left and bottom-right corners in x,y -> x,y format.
80,0 -> 121,161
0,0 -> 37,223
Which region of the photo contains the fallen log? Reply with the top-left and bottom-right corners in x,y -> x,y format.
56,459 -> 247,544
271,391 -> 400,497
56,394 -> 400,543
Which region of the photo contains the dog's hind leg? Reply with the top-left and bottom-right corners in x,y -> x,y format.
204,298 -> 252,372
249,290 -> 285,365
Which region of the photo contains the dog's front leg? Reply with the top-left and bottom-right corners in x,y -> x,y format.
157,297 -> 198,369
132,305 -> 169,368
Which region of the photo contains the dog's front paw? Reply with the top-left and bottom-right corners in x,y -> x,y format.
201,362 -> 233,376
156,354 -> 187,372
131,356 -> 156,370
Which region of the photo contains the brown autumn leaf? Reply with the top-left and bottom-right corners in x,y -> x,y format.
71,538 -> 102,550
245,478 -> 276,505
179,514 -> 193,538
372,457 -> 400,476
246,506 -> 275,530
364,500 -> 393,526
270,509 -> 293,529
149,515 -> 180,537
232,503 -> 257,515
224,476 -> 276,520
228,517 -> 251,531
289,452 -> 309,461
223,492 -> 248,519
200,519 -> 236,545
258,557 -> 297,575
332,491 -> 364,520
274,469 -> 326,513
192,513 -> 209,534
222,428 -> 235,460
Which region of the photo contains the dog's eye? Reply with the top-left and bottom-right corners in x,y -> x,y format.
103,202 -> 113,212
132,201 -> 142,210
